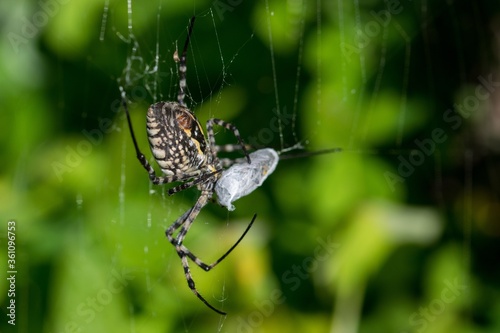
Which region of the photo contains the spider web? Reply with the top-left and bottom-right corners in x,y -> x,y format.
105,2 -> 313,331
5,0 -> 500,332
108,4 -> 267,332
47,1 -> 496,333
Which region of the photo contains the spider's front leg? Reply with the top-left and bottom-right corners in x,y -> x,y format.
206,119 -> 251,164
215,143 -> 255,168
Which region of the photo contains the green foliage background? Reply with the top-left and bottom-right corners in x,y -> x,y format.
1,0 -> 499,332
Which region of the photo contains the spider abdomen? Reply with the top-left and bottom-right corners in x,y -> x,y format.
147,102 -> 209,176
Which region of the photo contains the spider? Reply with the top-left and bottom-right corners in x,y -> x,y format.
121,16 -> 257,315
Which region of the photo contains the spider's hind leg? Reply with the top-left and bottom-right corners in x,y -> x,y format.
182,214 -> 257,271
165,193 -> 256,315
165,193 -> 227,315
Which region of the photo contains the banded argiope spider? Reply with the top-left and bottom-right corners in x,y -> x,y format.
121,16 -> 257,315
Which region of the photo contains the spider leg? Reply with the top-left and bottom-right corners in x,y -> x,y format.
214,144 -> 254,154
164,207 -> 192,240
167,170 -> 222,196
180,214 -> 257,271
206,119 -> 251,164
219,157 -> 247,168
177,16 -> 195,107
215,144 -> 254,167
165,191 -> 210,247
165,193 -> 227,315
121,95 -> 162,180
150,172 -> 199,186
